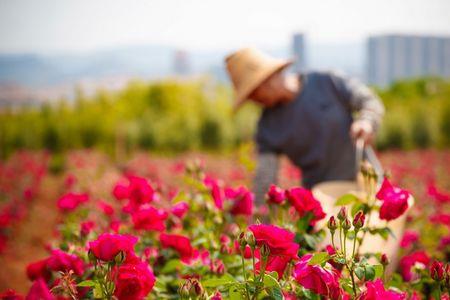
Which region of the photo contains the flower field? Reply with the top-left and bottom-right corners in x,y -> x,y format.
0,149 -> 449,299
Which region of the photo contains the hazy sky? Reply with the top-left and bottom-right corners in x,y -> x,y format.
0,0 -> 449,54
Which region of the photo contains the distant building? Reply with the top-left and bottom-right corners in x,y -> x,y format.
367,34 -> 450,86
173,50 -> 191,76
292,33 -> 306,72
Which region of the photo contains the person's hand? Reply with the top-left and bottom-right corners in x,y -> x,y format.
350,119 -> 374,144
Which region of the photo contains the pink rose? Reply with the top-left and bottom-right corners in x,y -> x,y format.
26,278 -> 54,300
56,192 -> 89,212
359,279 -> 406,300
399,251 -> 430,281
248,224 -> 299,260
376,178 -> 410,221
89,233 -> 138,261
293,254 -> 341,299
225,186 -> 253,216
46,249 -> 84,276
113,176 -> 154,212
113,258 -> 155,300
132,206 -> 168,231
266,185 -> 285,204
204,176 -> 223,209
399,230 -> 419,248
160,233 -> 197,263
26,259 -> 51,281
285,187 -> 326,225
171,202 -> 189,219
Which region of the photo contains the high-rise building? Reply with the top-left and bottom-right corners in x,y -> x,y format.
367,34 -> 450,86
292,33 -> 306,72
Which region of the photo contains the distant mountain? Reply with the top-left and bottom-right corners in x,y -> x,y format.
0,42 -> 365,104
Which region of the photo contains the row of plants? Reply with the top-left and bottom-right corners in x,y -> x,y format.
0,149 -> 448,299
1,77 -> 450,158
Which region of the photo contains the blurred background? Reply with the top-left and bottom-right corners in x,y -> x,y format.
0,0 -> 449,292
0,0 -> 449,157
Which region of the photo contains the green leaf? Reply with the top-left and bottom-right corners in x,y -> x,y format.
202,274 -> 237,287
268,287 -> 284,300
373,264 -> 384,279
160,259 -> 183,273
334,257 -> 346,264
365,265 -> 376,281
335,194 -> 358,206
355,266 -> 365,280
308,252 -> 330,266
229,283 -> 244,300
263,273 -> 281,288
77,280 -> 96,287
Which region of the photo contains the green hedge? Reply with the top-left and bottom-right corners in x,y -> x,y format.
0,77 -> 449,158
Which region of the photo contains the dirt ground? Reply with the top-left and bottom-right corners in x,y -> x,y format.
0,176 -> 60,293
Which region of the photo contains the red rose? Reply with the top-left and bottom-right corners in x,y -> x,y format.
56,192 -> 89,212
248,224 -> 299,260
225,186 -> 253,216
98,201 -> 115,217
171,202 -> 189,219
285,187 -> 326,225
376,178 -> 410,221
256,255 -> 291,278
0,289 -> 23,300
26,259 -> 51,281
359,279 -> 406,300
204,176 -> 223,209
113,259 -> 155,300
113,176 -> 154,212
399,250 -> 430,281
399,230 -> 419,248
132,206 -> 168,231
293,254 -> 341,299
266,185 -> 285,204
429,213 -> 450,227
160,233 -> 197,263
46,249 -> 84,276
430,261 -> 445,281
89,233 -> 138,262
26,278 -> 54,300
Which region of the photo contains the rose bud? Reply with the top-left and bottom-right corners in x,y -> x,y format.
189,279 -> 205,298
327,216 -> 337,234
337,207 -> 347,222
342,218 -> 351,232
353,211 -> 365,230
445,264 -> 450,286
381,253 -> 389,266
245,231 -> 256,249
238,232 -> 247,252
430,261 -> 445,282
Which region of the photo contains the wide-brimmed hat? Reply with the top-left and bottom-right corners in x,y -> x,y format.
224,47 -> 293,111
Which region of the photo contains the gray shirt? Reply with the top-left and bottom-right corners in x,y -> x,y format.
253,71 -> 385,204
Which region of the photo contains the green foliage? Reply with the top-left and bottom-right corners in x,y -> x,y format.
376,77 -> 450,150
0,79 -> 259,158
0,77 -> 449,157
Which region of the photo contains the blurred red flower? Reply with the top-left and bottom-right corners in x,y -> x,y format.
376,178 -> 410,221
285,187 -> 326,225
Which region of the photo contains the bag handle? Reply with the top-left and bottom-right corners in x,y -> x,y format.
355,138 -> 384,182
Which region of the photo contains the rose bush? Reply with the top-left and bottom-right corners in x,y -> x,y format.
0,150 -> 449,299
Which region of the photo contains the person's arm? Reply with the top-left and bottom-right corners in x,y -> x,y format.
329,71 -> 385,143
253,152 -> 279,207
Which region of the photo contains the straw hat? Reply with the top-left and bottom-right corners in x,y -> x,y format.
224,47 -> 293,110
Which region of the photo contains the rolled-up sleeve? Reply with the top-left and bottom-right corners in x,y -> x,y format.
329,71 -> 385,131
